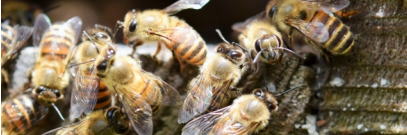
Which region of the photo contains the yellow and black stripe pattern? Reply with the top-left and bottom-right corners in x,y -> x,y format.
94,81 -> 112,110
39,24 -> 76,62
309,10 -> 355,55
165,23 -> 207,66
1,94 -> 45,134
1,24 -> 17,60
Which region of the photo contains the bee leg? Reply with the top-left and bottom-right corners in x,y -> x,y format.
1,69 -> 10,84
152,42 -> 162,59
174,53 -> 187,74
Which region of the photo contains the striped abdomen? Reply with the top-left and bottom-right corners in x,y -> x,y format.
94,81 -> 111,110
1,94 -> 45,134
39,25 -> 76,61
310,10 -> 355,55
1,24 -> 16,58
165,26 -> 207,66
131,73 -> 164,112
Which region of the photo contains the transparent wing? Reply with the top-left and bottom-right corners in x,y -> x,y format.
121,93 -> 153,135
182,106 -> 230,135
164,0 -> 210,15
33,13 -> 51,46
303,0 -> 350,12
178,76 -> 213,123
286,19 -> 329,43
145,71 -> 180,105
42,117 -> 92,135
213,121 -> 251,135
64,16 -> 83,44
232,12 -> 265,33
69,63 -> 99,121
8,26 -> 33,56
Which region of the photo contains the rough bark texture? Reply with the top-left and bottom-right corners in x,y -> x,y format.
318,0 -> 407,134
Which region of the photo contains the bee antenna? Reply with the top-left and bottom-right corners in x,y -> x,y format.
113,21 -> 124,38
253,49 -> 264,64
275,85 -> 304,96
68,59 -> 96,68
274,47 -> 304,59
51,103 -> 65,121
215,29 -> 231,44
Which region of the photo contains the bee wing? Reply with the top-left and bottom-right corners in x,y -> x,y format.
144,72 -> 180,105
286,18 -> 329,43
42,117 -> 92,135
182,106 -> 230,135
164,0 -> 210,15
64,16 -> 83,44
5,26 -> 33,58
69,64 -> 99,121
121,93 -> 153,135
303,0 -> 350,12
178,76 -> 213,123
33,13 -> 51,46
232,12 -> 266,33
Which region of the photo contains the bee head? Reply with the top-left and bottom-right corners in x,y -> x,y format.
33,86 -> 63,106
95,46 -> 116,78
252,88 -> 278,112
216,43 -> 248,66
254,34 -> 284,63
106,107 -> 129,134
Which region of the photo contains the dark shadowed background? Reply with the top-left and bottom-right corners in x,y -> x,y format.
2,0 -> 269,43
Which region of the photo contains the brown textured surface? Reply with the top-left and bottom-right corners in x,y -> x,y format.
319,0 -> 407,134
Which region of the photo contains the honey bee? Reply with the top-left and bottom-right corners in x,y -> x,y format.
1,93 -> 49,134
266,0 -> 355,55
182,88 -> 278,135
118,0 -> 210,69
74,44 -> 179,135
69,25 -> 114,121
178,30 -> 252,124
233,13 -> 302,64
1,21 -> 33,85
43,110 -> 116,135
30,14 -> 82,107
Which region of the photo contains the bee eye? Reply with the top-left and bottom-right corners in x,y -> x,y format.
255,39 -> 262,52
228,51 -> 242,59
129,20 -> 137,32
300,10 -> 307,20
35,86 -> 46,94
268,7 -> 277,18
97,60 -> 108,71
268,103 -> 277,111
53,90 -> 61,98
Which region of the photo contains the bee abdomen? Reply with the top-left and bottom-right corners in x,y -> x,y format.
1,95 -> 37,134
39,27 -> 75,60
170,31 -> 207,66
311,10 -> 355,55
94,81 -> 111,110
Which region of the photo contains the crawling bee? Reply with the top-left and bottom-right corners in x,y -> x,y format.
267,0 -> 355,55
69,25 -> 114,121
118,0 -> 210,69
43,110 -> 117,135
1,93 -> 48,134
233,12 -> 302,64
182,88 -> 278,135
1,21 -> 33,86
74,43 -> 179,135
30,14 -> 82,108
178,30 -> 252,124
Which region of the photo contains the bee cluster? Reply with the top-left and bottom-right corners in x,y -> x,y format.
4,0 -> 404,135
